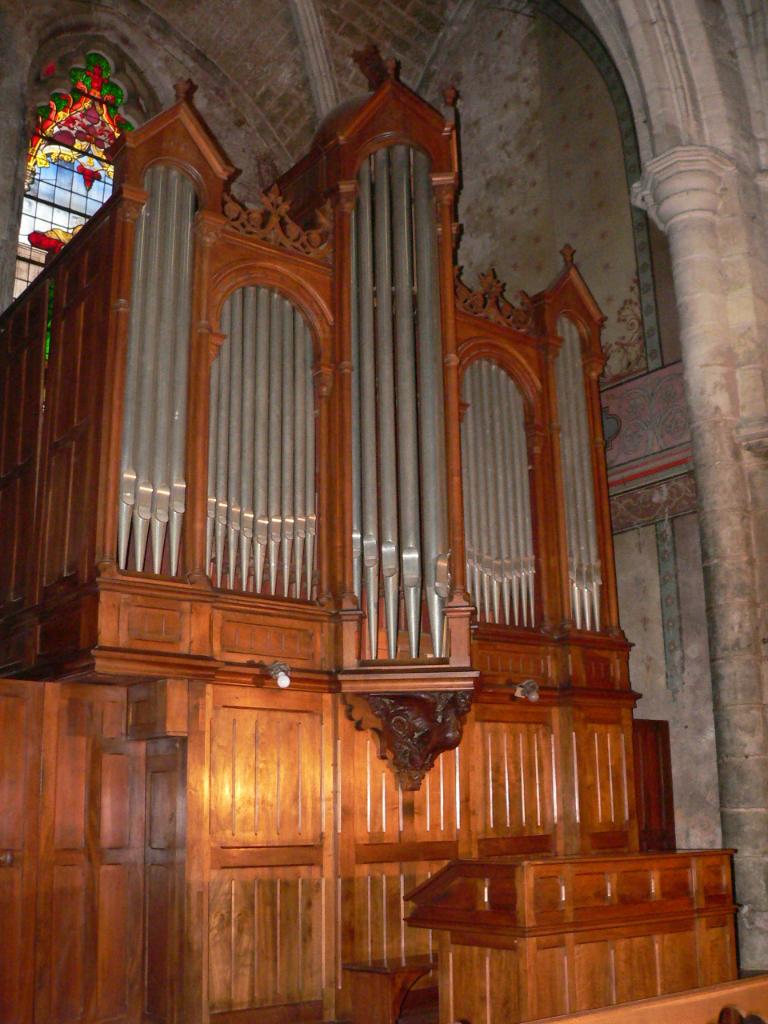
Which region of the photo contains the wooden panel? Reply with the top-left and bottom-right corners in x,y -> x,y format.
35,683 -> 145,1024
210,703 -> 323,846
634,719 -> 676,851
471,711 -> 556,855
145,737 -> 186,1024
39,216 -> 113,596
50,862 -> 87,1022
450,943 -> 520,1024
697,915 -> 737,987
614,934 -> 658,1003
531,940 -> 569,1019
213,612 -> 319,667
208,867 -> 326,1013
0,283 -> 47,615
573,940 -> 614,1012
573,708 -> 636,853
658,928 -> 698,994
202,687 -> 333,1019
0,681 -> 43,1024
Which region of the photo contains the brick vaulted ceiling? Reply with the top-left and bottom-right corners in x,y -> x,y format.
144,0 -> 453,167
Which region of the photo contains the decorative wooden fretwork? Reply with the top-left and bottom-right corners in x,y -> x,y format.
454,266 -> 534,331
223,184 -> 333,261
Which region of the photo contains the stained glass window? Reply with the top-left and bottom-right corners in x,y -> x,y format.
15,52 -> 133,298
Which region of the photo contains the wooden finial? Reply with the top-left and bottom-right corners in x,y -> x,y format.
352,44 -> 399,89
442,84 -> 459,108
560,243 -> 576,266
174,79 -> 197,103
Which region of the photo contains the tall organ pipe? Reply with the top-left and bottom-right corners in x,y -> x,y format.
304,332 -> 316,599
280,303 -> 295,596
461,360 -> 535,628
294,313 -> 307,601
253,289 -> 270,592
391,145 -> 422,657
356,160 -> 381,658
555,316 -> 601,630
240,290 -> 257,587
413,150 -> 449,657
267,292 -> 283,593
350,210 -> 363,603
373,147 -> 401,659
118,165 -> 196,575
207,287 -> 316,597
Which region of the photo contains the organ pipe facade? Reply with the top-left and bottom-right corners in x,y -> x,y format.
350,145 -> 448,660
118,165 -> 196,576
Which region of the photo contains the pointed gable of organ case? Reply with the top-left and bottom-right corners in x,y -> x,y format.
0,55 -> 739,1024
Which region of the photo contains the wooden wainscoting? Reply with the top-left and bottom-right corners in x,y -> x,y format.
0,679 -> 146,1024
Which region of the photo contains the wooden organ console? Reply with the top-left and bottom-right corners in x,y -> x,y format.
0,58 -> 737,1024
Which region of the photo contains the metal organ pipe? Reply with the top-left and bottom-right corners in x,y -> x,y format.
554,316 -> 601,630
460,361 -> 535,628
373,148 -> 401,659
356,161 -> 381,658
350,145 -> 449,660
413,150 -> 449,657
207,287 -> 317,597
118,165 -> 196,575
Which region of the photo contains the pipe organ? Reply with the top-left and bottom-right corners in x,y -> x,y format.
0,61 -> 736,1024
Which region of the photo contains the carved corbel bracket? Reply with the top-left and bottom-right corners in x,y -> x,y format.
343,689 -> 473,791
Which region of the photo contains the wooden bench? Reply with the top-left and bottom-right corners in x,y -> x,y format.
342,954 -> 435,1024
530,976 -> 768,1024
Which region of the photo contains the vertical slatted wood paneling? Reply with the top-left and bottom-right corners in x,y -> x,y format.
205,687 -> 330,1018
0,283 -> 47,622
470,706 -> 557,856
574,708 -> 637,852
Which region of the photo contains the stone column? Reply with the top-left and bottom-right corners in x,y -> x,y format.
635,146 -> 768,968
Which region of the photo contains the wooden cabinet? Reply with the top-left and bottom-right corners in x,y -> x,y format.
407,852 -> 738,1024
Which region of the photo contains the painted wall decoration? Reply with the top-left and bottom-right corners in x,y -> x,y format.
602,362 -> 691,492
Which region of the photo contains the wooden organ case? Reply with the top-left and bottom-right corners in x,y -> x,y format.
0,63 -> 736,1024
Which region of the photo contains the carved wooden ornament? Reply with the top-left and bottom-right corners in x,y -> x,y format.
223,184 -> 333,260
346,690 -> 473,790
454,266 -> 534,331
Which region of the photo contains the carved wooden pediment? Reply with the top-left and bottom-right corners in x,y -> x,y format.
454,267 -> 534,332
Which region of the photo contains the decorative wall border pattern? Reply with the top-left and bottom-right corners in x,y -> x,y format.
656,517 -> 685,696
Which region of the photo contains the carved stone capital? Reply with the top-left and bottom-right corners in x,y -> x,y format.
631,146 -> 733,231
736,416 -> 768,456
344,690 -> 473,790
